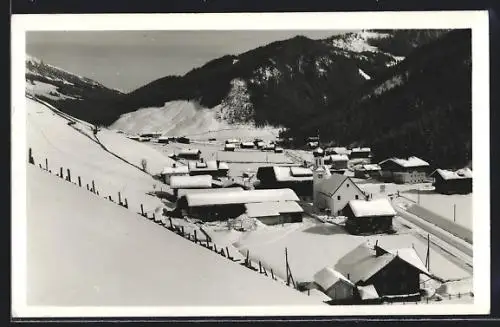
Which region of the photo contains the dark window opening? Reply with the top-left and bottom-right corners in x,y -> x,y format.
337,195 -> 341,200
355,195 -> 359,200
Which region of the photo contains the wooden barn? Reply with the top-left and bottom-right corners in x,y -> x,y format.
343,198 -> 396,235
313,266 -> 356,303
169,175 -> 212,197
255,166 -> 313,200
334,243 -> 430,301
160,164 -> 189,183
379,156 -> 430,184
176,136 -> 191,144
430,168 -> 472,194
244,201 -> 304,225
177,148 -> 202,160
313,173 -> 367,216
175,188 -> 301,222
188,159 -> 229,178
349,147 -> 371,159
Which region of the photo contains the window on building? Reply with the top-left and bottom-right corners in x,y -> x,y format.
337,195 -> 341,201
346,183 -> 350,187
355,195 -> 359,200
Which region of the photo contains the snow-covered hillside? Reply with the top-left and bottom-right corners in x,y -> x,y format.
26,165 -> 324,306
111,100 -> 282,141
27,97 -> 173,215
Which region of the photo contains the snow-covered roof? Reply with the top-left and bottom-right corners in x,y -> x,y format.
326,147 -> 350,155
351,147 -> 371,152
313,266 -> 354,291
226,138 -> 240,143
335,243 -> 430,285
178,148 -> 201,156
169,175 -> 213,189
183,188 -> 300,207
177,187 -> 244,198
224,143 -> 236,149
245,201 -> 303,218
218,161 -> 230,170
328,154 -> 349,162
241,141 -> 255,147
316,173 -> 349,196
356,164 -> 381,171
379,156 -> 429,168
376,245 -> 430,275
313,147 -> 324,156
161,165 -> 189,175
431,168 -> 472,180
188,160 -> 218,171
357,285 -> 379,300
347,198 -> 396,217
273,166 -> 313,182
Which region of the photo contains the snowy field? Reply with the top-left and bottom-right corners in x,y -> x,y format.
399,191 -> 472,231
26,165 -> 324,306
204,217 -> 471,285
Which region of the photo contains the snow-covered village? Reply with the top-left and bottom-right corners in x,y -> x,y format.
13,19 -> 490,317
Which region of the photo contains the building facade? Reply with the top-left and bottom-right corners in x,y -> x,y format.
379,157 -> 430,184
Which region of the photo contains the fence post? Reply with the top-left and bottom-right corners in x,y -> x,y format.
194,230 -> 198,243
108,195 -> 112,201
153,213 -> 156,222
45,158 -> 48,170
271,269 -> 275,280
39,164 -> 42,169
66,168 -> 71,182
96,190 -> 99,196
92,180 -> 96,193
60,167 -> 63,178
225,246 -> 231,259
169,217 -> 173,229
214,244 -> 217,253
86,184 -> 89,191
124,198 -> 128,208
140,204 -> 144,216
259,261 -> 262,274
118,192 -> 122,205
28,148 -> 35,165
78,176 -> 82,187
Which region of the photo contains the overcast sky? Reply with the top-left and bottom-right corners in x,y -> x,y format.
26,30 -> 349,92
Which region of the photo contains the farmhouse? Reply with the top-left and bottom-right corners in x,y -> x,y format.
430,168 -> 472,194
175,188 -> 301,221
350,147 -> 371,159
343,198 -> 396,235
354,164 -> 382,179
313,266 -> 356,303
177,148 -> 202,160
188,159 -> 229,178
334,243 -> 430,301
256,166 -> 313,199
224,143 -> 236,152
225,138 -> 240,144
245,200 -> 304,225
325,154 -> 349,170
313,173 -> 367,216
274,147 -> 284,153
379,156 -> 430,184
169,175 -> 212,197
160,164 -> 189,183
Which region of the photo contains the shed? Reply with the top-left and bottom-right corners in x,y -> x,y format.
344,198 -> 396,235
157,136 -> 170,144
354,164 -> 382,179
245,201 -> 303,225
177,148 -> 202,160
325,154 -> 349,170
240,141 -> 255,149
313,173 -> 367,216
224,143 -> 236,151
188,160 -> 229,178
169,175 -> 212,190
430,168 -> 472,194
313,267 -> 356,302
379,156 -> 430,184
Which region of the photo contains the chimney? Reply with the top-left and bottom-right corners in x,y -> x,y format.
347,273 -> 350,281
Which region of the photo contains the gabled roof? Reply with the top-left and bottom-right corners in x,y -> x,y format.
351,147 -> 371,152
178,148 -> 201,156
328,154 -> 349,162
357,285 -> 379,300
161,165 -> 189,175
169,175 -> 213,189
245,201 -> 303,218
335,243 -> 430,284
177,187 -> 244,198
183,188 -> 300,207
272,166 -> 313,182
317,173 -> 348,197
430,168 -> 472,180
379,156 -> 429,168
188,160 -> 228,172
313,266 -> 354,291
355,164 -> 381,172
347,198 -> 396,218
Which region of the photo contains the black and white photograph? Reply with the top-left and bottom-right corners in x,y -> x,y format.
11,11 -> 490,317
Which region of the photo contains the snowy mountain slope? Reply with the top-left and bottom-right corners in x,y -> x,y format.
26,165 -> 324,306
26,55 -> 123,124
110,100 -> 282,140
27,97 -> 173,215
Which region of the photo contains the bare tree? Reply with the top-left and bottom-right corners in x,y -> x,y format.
141,158 -> 148,172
